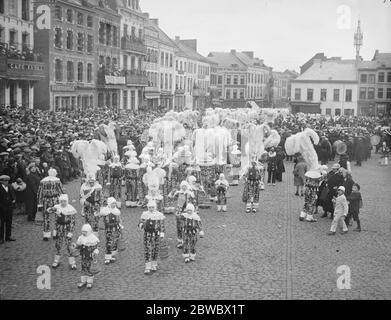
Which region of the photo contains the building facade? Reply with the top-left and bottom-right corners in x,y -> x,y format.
115,0 -> 148,111
174,37 -> 211,111
0,0 -> 45,108
290,59 -> 358,115
143,17 -> 176,110
207,50 -> 270,108
33,0 -> 95,111
357,51 -> 391,116
271,70 -> 299,108
95,0 -> 122,110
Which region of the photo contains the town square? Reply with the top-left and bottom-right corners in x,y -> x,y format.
0,0 -> 391,301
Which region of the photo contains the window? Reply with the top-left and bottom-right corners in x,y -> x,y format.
240,76 -> 245,85
307,89 -> 313,101
218,76 -> 222,85
345,89 -> 352,102
55,59 -> 63,81
55,97 -> 60,111
387,72 -> 391,83
165,74 -> 168,90
360,74 -> 367,83
226,75 -> 231,85
77,33 -> 84,51
106,24 -> 111,46
170,54 -> 173,68
359,87 -> 366,100
138,29 -> 143,40
320,89 -> 327,101
55,5 -> 62,20
66,9 -> 73,23
54,28 -> 62,48
294,88 -> 301,100
105,57 -> 111,71
22,32 -> 29,49
77,12 -> 84,25
161,52 -> 165,67
387,88 -> 391,99
123,90 -> 128,109
368,87 -> 375,100
368,74 -> 375,84
77,62 -> 83,82
378,88 -> 383,99
67,61 -> 74,82
113,26 -> 118,47
233,89 -> 238,99
22,0 -> 29,21
233,75 -> 238,85
326,108 -> 332,115
9,30 -> 16,46
240,90 -> 245,99
169,75 -> 172,90
87,64 -> 92,83
335,108 -> 341,116
87,35 -> 93,53
99,22 -> 105,44
378,72 -> 385,83
66,31 -> 73,50
87,16 -> 93,28
165,53 -> 169,67
131,26 -> 136,38
226,89 -> 230,99
333,89 -> 340,102
0,0 -> 4,14
160,73 -> 163,89
112,58 -> 118,72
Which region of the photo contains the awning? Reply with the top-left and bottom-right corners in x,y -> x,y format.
247,101 -> 260,109
145,92 -> 160,99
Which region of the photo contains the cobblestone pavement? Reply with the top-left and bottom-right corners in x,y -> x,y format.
1,153 -> 391,300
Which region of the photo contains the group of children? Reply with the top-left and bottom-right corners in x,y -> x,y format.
43,170 -> 231,288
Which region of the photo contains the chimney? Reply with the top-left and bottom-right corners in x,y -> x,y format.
243,51 -> 254,59
230,49 -> 236,54
181,39 -> 197,52
150,19 -> 159,26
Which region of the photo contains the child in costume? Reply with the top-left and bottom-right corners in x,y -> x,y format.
99,197 -> 123,264
76,224 -> 100,289
37,168 -> 64,241
215,173 -> 229,212
48,194 -> 77,270
380,141 -> 390,166
108,155 -> 123,208
138,200 -> 166,274
169,180 -> 194,248
345,183 -> 363,232
80,175 -> 102,237
241,158 -> 262,213
181,203 -> 204,263
124,153 -> 139,208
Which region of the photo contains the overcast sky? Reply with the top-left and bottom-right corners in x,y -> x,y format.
141,0 -> 391,72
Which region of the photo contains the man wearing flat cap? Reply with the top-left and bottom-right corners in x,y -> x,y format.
0,175 -> 16,243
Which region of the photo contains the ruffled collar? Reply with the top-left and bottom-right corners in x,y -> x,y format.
146,194 -> 163,201
41,176 -> 60,182
81,182 -> 102,191
140,210 -> 165,220
100,206 -> 121,216
182,212 -> 201,221
54,204 -> 77,215
77,233 -> 99,246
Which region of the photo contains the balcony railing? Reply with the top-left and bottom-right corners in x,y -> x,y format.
0,56 -> 45,80
121,36 -> 147,55
145,86 -> 159,92
175,88 -> 185,94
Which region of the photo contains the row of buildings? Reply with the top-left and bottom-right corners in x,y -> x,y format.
0,0 -> 296,112
290,51 -> 391,117
290,20 -> 391,117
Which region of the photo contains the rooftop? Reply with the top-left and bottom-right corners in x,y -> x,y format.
295,60 -> 357,82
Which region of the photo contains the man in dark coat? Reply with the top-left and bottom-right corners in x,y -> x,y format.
318,136 -> 332,165
325,163 -> 344,218
0,175 -> 16,243
354,136 -> 365,166
25,165 -> 41,222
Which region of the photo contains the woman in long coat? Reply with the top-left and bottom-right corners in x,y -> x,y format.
275,147 -> 286,182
